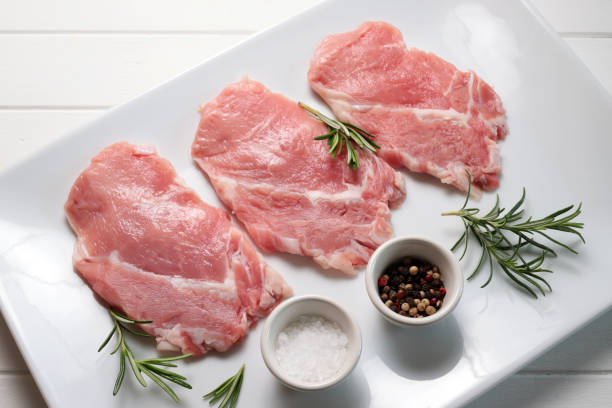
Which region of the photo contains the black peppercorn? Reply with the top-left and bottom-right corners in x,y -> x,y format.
377,256 -> 446,318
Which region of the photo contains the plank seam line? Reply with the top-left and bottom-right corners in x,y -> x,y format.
0,106 -> 111,110
0,370 -> 30,376
0,30 -> 606,38
0,30 -> 607,39
0,29 -> 255,35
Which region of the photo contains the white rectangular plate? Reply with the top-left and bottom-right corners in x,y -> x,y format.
1,0 -> 611,407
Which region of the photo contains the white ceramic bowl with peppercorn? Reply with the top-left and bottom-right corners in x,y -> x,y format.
365,236 -> 463,326
260,295 -> 362,391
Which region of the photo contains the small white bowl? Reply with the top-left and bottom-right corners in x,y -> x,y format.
260,295 -> 362,391
365,236 -> 463,326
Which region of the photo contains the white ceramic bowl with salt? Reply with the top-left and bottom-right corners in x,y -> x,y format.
260,295 -> 362,391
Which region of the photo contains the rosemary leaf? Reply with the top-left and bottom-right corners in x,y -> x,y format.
110,310 -> 152,325
98,325 -> 117,352
298,102 -> 378,170
145,354 -> 193,363
113,351 -> 126,396
442,171 -> 584,298
125,347 -> 147,387
118,322 -> 152,338
204,364 -> 245,408
140,363 -> 188,382
98,309 -> 192,402
141,366 -> 181,403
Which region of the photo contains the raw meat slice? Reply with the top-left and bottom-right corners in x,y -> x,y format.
192,78 -> 405,275
308,21 -> 508,194
65,142 -> 291,356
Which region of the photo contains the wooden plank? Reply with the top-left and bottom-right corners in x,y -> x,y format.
0,110 -> 103,169
0,315 -> 28,372
530,0 -> 612,34
0,34 -> 245,107
0,374 -> 47,408
1,36 -> 609,109
1,1 -> 610,35
0,0 -> 320,32
469,374 -> 612,407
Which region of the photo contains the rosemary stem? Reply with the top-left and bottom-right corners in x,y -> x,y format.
441,211 -> 463,216
99,309 -> 191,402
298,102 -> 378,170
444,170 -> 583,298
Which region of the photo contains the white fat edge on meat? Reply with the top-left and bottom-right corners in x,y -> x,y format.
483,114 -> 508,137
317,64 -> 506,133
442,70 -> 460,97
107,250 -> 239,297
73,199 -> 247,354
392,149 -> 482,197
202,171 -> 304,255
230,228 -> 279,312
440,163 -> 482,198
411,108 -> 470,123
258,262 -> 293,312
204,162 -> 402,276
313,251 -> 356,275
303,179 -> 368,203
444,70 -> 507,136
330,96 -> 475,126
466,71 -> 476,116
312,236 -> 375,276
311,83 -> 356,111
155,337 -> 182,353
319,90 -> 502,196
185,326 -> 241,352
75,244 -> 241,352
437,137 -> 500,196
77,244 -> 241,299
167,275 -> 238,299
132,144 -> 157,156
209,168 -> 393,246
123,170 -> 241,291
154,324 -> 241,354
171,324 -> 244,353
112,252 -> 246,353
320,73 -> 505,133
467,73 -> 508,136
381,43 -> 404,49
208,172 -> 370,206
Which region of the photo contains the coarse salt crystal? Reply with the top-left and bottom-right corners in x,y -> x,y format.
274,314 -> 348,383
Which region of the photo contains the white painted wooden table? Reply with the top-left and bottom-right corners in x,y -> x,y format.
1,1 -> 611,406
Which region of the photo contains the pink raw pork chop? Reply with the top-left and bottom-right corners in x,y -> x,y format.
308,21 -> 508,194
65,142 -> 291,355
192,78 -> 405,275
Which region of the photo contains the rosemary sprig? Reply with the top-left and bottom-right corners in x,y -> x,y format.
203,364 -> 245,408
442,172 -> 584,298
98,309 -> 192,402
298,102 -> 379,170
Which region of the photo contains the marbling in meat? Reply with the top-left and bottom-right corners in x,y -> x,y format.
65,142 -> 291,355
192,78 -> 405,275
308,21 -> 507,194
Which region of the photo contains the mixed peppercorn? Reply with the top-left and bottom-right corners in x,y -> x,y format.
378,256 -> 446,318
